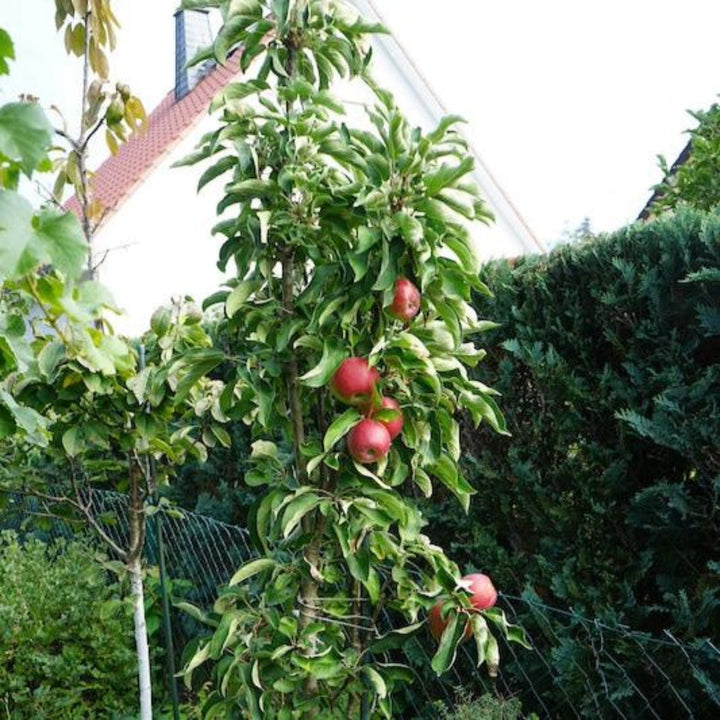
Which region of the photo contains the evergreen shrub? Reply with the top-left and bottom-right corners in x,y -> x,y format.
424,208 -> 720,716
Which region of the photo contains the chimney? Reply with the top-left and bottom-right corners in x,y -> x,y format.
174,9 -> 214,101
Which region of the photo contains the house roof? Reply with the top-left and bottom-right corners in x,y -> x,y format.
66,60 -> 238,224
637,141 -> 692,220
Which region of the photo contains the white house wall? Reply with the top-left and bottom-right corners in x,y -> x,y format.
94,112 -> 229,338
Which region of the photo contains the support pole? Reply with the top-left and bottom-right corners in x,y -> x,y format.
156,508 -> 181,720
139,343 -> 181,720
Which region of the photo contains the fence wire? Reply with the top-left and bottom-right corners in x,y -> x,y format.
2,489 -> 719,719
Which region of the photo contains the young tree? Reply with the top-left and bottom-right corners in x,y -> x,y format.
179,0 -> 527,716
0,5 -> 228,718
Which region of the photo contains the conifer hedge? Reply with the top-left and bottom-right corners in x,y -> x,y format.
423,208 -> 720,715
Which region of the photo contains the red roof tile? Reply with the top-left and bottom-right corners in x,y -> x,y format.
66,60 -> 238,224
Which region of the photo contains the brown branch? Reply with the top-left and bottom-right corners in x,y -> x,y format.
69,461 -> 128,559
25,278 -> 71,345
16,476 -> 128,561
80,116 -> 106,152
77,8 -> 96,280
281,246 -> 307,478
127,456 -> 146,563
54,126 -> 80,150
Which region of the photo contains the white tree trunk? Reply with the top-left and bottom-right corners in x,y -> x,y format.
129,557 -> 153,720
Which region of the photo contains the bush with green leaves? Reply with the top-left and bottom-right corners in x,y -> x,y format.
651,103 -> 720,214
432,688 -> 533,720
0,532 -> 137,719
423,207 -> 720,717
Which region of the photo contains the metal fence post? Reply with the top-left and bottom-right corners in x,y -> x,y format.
140,343 -> 181,720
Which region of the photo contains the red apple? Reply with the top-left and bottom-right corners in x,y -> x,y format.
347,419 -> 391,464
460,573 -> 498,610
388,278 -> 421,322
331,358 -> 380,405
428,601 -> 472,642
375,397 -> 403,440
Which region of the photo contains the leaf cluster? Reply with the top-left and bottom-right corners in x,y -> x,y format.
651,102 -> 720,213
0,532 -> 138,718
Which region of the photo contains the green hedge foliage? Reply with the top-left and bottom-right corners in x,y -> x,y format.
424,208 -> 720,715
0,532 -> 138,719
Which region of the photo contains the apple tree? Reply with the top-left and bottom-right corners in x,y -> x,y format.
179,0 -> 528,717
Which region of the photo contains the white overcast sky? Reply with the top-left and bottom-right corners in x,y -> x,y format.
2,0 -> 719,245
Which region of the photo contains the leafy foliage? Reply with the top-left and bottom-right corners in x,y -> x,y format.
424,208 -> 720,717
651,102 -> 720,213
432,688 -> 534,720
0,532 -> 137,718
175,0 -> 521,716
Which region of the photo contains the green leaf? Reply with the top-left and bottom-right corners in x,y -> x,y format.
323,407 -> 361,452
0,28 -> 15,76
471,614 -> 489,667
173,349 -> 225,404
226,280 -> 258,318
0,389 -> 46,438
213,12 -> 257,65
460,391 -> 508,434
197,155 -> 237,191
333,523 -> 370,582
224,178 -> 275,199
33,208 -> 86,277
184,642 -> 210,688
431,612 -> 464,675
298,338 -> 346,388
0,192 -> 86,280
482,607 -> 531,649
0,190 -> 34,278
229,557 -> 277,586
281,493 -> 322,538
362,666 -> 387,699
424,157 -> 474,196
251,439 -> 278,460
0,102 -> 53,175
37,340 -> 66,380
61,426 -> 84,457
428,114 -> 466,143
395,212 -> 424,249
371,239 -> 397,292
485,632 -> 500,677
369,622 -> 424,654
428,455 -> 474,511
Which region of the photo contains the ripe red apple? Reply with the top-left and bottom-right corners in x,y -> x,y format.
428,601 -> 472,642
429,574 -> 498,643
388,278 -> 421,322
331,357 -> 380,405
347,419 -> 391,464
375,396 -> 403,440
460,573 -> 498,610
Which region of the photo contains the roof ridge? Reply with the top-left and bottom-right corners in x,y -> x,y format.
65,59 -> 238,226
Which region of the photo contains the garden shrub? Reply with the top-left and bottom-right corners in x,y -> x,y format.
423,207 -> 720,716
432,688 -> 535,720
0,532 -> 138,719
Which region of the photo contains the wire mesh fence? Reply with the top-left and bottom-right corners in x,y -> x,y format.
2,489 -> 719,719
